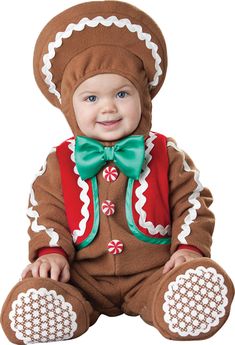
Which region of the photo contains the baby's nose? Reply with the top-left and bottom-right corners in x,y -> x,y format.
101,101 -> 118,113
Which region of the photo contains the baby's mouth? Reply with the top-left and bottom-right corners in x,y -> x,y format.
97,119 -> 122,126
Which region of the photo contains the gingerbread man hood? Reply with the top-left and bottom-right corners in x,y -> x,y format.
33,0 -> 168,145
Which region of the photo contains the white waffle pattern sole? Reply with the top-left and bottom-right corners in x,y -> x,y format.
9,288 -> 77,344
163,266 -> 228,337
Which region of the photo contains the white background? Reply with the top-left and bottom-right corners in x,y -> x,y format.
0,0 -> 235,343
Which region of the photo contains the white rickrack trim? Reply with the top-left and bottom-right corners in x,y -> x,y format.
167,141 -> 204,244
67,139 -> 90,242
26,148 -> 60,247
135,131 -> 171,236
41,15 -> 163,104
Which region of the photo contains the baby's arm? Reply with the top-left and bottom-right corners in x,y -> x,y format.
21,150 -> 75,282
163,137 -> 215,273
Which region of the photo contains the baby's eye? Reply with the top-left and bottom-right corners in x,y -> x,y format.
117,91 -> 128,98
86,95 -> 97,102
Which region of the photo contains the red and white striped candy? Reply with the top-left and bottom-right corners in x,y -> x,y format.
102,166 -> 118,182
101,200 -> 115,216
108,240 -> 124,254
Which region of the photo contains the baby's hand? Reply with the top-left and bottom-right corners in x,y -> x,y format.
21,254 -> 70,283
162,249 -> 203,274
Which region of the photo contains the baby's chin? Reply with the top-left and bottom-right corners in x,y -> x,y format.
87,130 -> 134,142
92,134 -> 124,142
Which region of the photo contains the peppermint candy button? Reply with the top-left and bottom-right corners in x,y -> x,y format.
108,240 -> 124,254
103,166 -> 118,182
101,200 -> 115,216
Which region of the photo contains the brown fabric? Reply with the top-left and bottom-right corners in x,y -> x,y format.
27,151 -> 75,264
167,138 -> 215,257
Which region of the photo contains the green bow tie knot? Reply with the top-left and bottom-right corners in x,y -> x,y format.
75,135 -> 145,180
104,146 -> 115,161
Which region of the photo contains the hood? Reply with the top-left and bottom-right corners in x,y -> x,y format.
33,0 -> 167,147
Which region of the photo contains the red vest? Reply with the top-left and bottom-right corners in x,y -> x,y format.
56,131 -> 171,250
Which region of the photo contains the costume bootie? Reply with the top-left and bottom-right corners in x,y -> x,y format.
0,277 -> 97,344
152,258 -> 234,340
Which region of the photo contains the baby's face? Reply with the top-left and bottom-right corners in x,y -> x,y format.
72,73 -> 141,141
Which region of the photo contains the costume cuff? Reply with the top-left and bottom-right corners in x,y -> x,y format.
38,247 -> 68,259
177,244 -> 204,256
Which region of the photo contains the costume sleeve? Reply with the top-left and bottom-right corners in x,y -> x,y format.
27,149 -> 75,263
167,137 -> 215,257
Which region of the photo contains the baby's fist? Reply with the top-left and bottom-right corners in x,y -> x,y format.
162,249 -> 203,274
21,253 -> 70,283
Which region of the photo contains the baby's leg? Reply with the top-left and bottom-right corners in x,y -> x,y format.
1,276 -> 100,344
122,258 -> 234,340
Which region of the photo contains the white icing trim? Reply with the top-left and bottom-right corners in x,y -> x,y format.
26,148 -> 60,247
42,16 -> 162,103
9,287 -> 77,343
167,141 -> 204,244
135,131 -> 171,236
163,266 -> 228,337
67,139 -> 90,242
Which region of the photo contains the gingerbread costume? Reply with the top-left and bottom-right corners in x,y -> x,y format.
1,1 -> 234,343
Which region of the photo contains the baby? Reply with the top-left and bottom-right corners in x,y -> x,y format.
22,72 -> 205,281
1,1 -> 234,344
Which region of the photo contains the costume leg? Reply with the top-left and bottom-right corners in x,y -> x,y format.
0,276 -> 100,344
122,258 -> 234,340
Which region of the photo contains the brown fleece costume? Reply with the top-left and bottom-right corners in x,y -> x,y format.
1,1 -> 234,343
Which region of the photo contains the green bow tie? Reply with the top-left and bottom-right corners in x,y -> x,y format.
74,135 -> 145,180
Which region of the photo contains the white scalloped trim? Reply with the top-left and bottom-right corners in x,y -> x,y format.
167,141 -> 204,244
26,148 -> 60,247
42,15 -> 163,104
9,288 -> 77,344
163,266 -> 228,337
135,131 -> 171,236
67,139 -> 90,242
